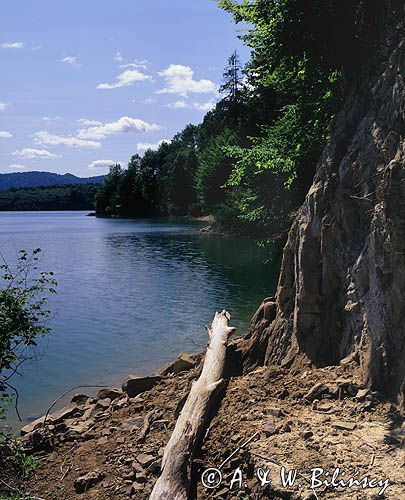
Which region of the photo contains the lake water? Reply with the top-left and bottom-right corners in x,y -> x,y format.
0,211 -> 279,431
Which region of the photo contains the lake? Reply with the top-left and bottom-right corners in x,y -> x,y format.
0,211 -> 279,431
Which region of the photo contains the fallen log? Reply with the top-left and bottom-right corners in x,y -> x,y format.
150,310 -> 235,500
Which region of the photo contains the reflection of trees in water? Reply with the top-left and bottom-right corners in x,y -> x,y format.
102,228 -> 280,327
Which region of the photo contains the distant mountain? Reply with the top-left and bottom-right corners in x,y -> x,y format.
0,171 -> 105,191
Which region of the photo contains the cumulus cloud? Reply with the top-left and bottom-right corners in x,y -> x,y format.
166,99 -> 217,112
77,118 -> 103,126
142,97 -> 156,105
77,116 -> 161,140
97,69 -> 152,89
61,56 -> 80,66
1,41 -> 24,49
35,131 -> 101,149
0,101 -> 7,111
13,148 -> 60,159
157,64 -> 217,97
88,159 -> 117,170
9,164 -> 25,170
136,139 -> 170,153
0,131 -> 12,138
42,115 -> 61,123
114,51 -> 123,62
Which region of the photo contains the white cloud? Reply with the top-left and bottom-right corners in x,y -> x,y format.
9,164 -> 25,170
77,118 -> 103,126
166,99 -> 217,112
77,116 -> 161,140
114,51 -> 123,62
88,159 -> 116,170
192,99 -> 217,112
1,41 -> 24,49
119,59 -> 150,70
61,56 -> 80,66
136,139 -> 170,152
97,69 -> 152,89
0,131 -> 12,138
42,115 -> 61,123
12,148 -> 60,159
35,131 -> 101,149
0,101 -> 7,111
166,100 -> 188,109
142,98 -> 156,105
157,64 -> 217,97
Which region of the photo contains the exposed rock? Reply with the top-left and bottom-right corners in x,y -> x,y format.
135,453 -> 155,468
96,387 -> 123,400
20,416 -> 46,436
156,352 -> 198,376
122,375 -> 162,397
74,469 -> 105,493
121,417 -> 144,432
304,383 -> 329,401
71,394 -> 91,405
332,421 -> 356,431
245,7 -> 405,401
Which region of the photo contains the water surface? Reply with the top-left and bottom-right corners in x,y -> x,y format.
0,211 -> 279,430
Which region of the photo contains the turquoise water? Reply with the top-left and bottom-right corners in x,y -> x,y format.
0,211 -> 279,430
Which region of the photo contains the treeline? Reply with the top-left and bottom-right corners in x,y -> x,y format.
0,184 -> 99,211
96,0 -> 382,237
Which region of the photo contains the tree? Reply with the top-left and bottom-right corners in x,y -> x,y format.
0,249 -> 57,421
220,50 -> 244,101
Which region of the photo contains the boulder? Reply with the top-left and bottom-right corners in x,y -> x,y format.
21,416 -> 46,436
156,353 -> 199,376
74,470 -> 105,493
96,387 -> 122,400
71,394 -> 91,405
122,375 -> 161,398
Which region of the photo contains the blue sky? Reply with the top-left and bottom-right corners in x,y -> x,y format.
0,0 -> 248,176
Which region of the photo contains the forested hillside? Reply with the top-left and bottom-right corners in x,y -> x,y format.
0,171 -> 104,190
97,0 -> 374,237
0,184 -> 99,211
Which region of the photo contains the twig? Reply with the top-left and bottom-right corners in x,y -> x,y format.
3,381 -> 22,421
137,410 -> 155,443
218,432 -> 259,469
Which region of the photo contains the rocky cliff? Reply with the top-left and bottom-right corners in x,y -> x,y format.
247,4 -> 405,401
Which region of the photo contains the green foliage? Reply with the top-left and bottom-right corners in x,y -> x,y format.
0,183 -> 100,211
95,1 -> 379,237
0,249 -> 57,420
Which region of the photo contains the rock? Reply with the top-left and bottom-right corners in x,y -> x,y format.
300,430 -> 314,440
21,416 -> 46,436
74,470 -> 105,493
122,375 -> 162,397
136,453 -> 155,468
304,383 -> 329,401
121,417 -> 144,432
156,353 -> 197,376
268,407 -> 283,417
127,482 -> 144,495
147,460 -> 161,475
96,387 -> 123,400
332,421 -> 356,431
263,417 -> 277,437
50,404 -> 82,424
355,388 -> 371,401
71,394 -> 91,405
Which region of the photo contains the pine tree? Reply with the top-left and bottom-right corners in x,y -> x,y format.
220,51 -> 243,100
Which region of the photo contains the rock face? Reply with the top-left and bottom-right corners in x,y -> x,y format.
249,6 -> 405,399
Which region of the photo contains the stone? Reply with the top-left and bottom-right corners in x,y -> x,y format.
156,353 -> 197,376
96,387 -> 123,400
122,375 -> 162,397
304,383 -> 329,401
300,430 -> 314,440
268,407 -> 283,417
263,417 -> 277,437
20,416 -> 46,436
332,421 -> 356,431
121,417 -> 144,432
71,394 -> 91,405
74,470 -> 105,493
355,388 -> 371,401
136,453 -> 155,468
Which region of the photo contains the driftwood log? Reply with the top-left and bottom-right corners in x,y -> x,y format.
150,310 -> 235,500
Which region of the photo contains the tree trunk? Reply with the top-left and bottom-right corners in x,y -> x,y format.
150,310 -> 235,500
